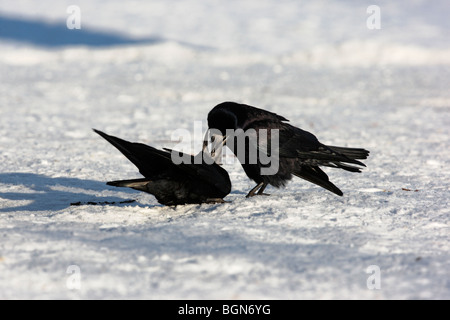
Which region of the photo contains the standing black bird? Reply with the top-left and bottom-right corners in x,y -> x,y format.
206,102 -> 369,197
94,129 -> 231,206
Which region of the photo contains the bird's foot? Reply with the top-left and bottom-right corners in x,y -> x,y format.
246,182 -> 268,198
246,192 -> 271,198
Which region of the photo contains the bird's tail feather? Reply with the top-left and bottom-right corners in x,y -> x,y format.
293,166 -> 343,196
107,178 -> 150,191
326,146 -> 370,160
320,161 -> 364,173
297,145 -> 370,173
297,149 -> 366,167
93,129 -> 173,178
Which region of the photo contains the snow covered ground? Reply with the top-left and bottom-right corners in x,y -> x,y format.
0,0 -> 449,299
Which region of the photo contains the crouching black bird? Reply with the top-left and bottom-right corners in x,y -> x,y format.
205,102 -> 369,197
94,129 -> 231,206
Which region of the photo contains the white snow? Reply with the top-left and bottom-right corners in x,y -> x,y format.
0,0 -> 449,300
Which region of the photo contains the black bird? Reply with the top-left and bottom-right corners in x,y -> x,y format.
205,102 -> 369,197
94,129 -> 231,206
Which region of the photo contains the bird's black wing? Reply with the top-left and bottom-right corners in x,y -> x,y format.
276,124 -> 323,156
238,122 -> 367,173
163,149 -> 232,196
212,102 -> 289,129
237,103 -> 289,128
94,129 -> 178,178
236,119 -> 312,161
277,124 -> 367,169
229,104 -> 367,168
293,166 -> 343,196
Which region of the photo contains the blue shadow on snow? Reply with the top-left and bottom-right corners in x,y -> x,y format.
0,14 -> 162,47
0,173 -> 148,212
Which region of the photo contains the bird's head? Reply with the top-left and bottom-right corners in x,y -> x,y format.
202,102 -> 241,159
207,102 -> 240,136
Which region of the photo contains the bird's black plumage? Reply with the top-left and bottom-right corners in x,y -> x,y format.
206,102 -> 369,197
94,129 -> 231,206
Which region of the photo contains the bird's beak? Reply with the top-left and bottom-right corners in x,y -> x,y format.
202,130 -> 209,153
202,129 -> 226,164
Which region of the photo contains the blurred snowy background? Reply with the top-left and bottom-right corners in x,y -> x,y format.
0,0 -> 449,299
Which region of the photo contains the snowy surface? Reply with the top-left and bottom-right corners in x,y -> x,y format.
0,0 -> 449,299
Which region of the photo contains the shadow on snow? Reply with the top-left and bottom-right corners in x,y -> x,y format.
0,172 -> 151,212
0,15 -> 210,49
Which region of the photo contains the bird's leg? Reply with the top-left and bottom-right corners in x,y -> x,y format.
256,183 -> 270,196
246,182 -> 265,198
